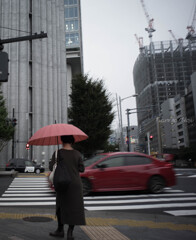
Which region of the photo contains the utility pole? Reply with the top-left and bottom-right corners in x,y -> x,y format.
147,131 -> 150,155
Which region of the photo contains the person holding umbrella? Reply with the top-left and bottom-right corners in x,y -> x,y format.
28,123 -> 88,239
49,135 -> 86,239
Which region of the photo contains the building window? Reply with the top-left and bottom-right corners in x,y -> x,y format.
65,7 -> 78,18
64,0 -> 78,6
66,33 -> 79,47
65,19 -> 78,32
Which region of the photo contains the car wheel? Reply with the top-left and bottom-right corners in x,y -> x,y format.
82,178 -> 91,196
35,169 -> 41,174
148,176 -> 165,194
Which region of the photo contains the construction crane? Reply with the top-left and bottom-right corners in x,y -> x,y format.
168,30 -> 178,45
140,0 -> 155,42
186,3 -> 196,40
134,34 -> 144,49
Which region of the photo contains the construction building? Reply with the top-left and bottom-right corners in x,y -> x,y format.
133,39 -> 196,153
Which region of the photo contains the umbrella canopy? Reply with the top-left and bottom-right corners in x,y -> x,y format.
28,123 -> 88,146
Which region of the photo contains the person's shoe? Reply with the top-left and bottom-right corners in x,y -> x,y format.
49,230 -> 64,238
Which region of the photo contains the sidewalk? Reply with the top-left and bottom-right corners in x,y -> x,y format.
0,208 -> 196,240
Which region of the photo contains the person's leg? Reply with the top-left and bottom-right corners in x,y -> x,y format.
49,208 -> 64,237
67,225 -> 75,239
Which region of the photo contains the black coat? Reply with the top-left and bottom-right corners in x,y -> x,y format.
49,149 -> 86,225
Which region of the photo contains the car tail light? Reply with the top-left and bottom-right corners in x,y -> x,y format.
6,163 -> 10,167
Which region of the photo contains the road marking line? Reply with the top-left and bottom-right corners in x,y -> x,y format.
84,197 -> 196,205
7,187 -> 51,190
2,193 -> 55,197
5,190 -> 54,193
165,210 -> 196,216
0,202 -> 56,206
84,193 -> 195,200
85,202 -> 196,211
9,184 -> 49,188
0,197 -> 56,201
188,175 -> 196,178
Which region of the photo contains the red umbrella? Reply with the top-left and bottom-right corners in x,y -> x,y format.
28,123 -> 88,146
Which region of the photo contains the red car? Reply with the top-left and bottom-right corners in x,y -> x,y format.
80,152 -> 176,196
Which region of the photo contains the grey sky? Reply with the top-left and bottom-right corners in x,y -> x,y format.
80,0 -> 196,128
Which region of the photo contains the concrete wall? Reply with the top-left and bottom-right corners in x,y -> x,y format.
0,0 -> 67,169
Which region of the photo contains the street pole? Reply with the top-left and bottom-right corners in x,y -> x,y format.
147,131 -> 150,155
118,94 -> 138,151
12,108 -> 15,159
119,96 -> 124,151
126,109 -> 131,152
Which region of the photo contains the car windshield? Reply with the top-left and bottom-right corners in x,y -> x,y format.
84,155 -> 105,167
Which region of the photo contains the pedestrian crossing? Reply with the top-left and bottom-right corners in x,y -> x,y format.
0,176 -> 196,217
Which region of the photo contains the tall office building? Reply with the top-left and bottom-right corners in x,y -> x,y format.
133,39 -> 196,153
64,0 -> 83,107
0,0 -> 67,168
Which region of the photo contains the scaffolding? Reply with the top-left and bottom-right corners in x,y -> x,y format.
133,39 -> 196,152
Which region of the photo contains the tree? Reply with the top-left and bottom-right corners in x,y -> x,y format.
68,74 -> 114,156
0,84 -> 15,151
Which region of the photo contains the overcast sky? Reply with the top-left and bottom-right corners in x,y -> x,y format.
80,0 -> 195,129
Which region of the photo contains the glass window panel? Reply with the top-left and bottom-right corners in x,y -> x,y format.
69,7 -> 74,17
74,7 -> 78,17
101,157 -> 125,168
65,8 -> 69,18
65,23 -> 69,31
64,0 -> 68,5
124,156 -> 152,166
74,20 -> 78,30
69,0 -> 74,5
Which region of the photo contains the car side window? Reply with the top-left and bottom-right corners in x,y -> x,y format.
100,157 -> 125,168
124,156 -> 152,166
17,159 -> 24,167
25,161 -> 33,166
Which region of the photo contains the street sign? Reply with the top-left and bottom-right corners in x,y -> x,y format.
0,51 -> 8,82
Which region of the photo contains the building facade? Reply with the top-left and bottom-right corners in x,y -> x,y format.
0,0 -> 67,168
133,39 -> 196,153
160,98 -> 178,150
64,0 -> 83,107
185,73 -> 196,148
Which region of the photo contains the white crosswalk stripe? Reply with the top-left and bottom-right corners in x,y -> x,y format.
0,177 -> 196,217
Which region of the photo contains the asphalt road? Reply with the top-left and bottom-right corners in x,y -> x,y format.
0,169 -> 196,240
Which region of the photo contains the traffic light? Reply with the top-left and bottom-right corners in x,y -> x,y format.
26,143 -> 30,150
12,118 -> 17,126
0,51 -> 9,82
149,135 -> 154,141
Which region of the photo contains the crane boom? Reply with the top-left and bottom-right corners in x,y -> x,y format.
140,0 -> 155,40
168,30 -> 178,45
134,34 -> 144,49
186,3 -> 196,40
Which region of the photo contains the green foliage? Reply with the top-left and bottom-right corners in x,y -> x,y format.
68,74 -> 114,156
0,84 -> 14,151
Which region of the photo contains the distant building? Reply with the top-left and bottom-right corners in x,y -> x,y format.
185,73 -> 196,147
174,95 -> 189,148
160,98 -> 178,150
133,39 -> 196,153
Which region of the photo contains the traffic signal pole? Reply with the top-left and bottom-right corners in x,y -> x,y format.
147,131 -> 150,155
0,32 -> 47,82
12,108 -> 15,159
